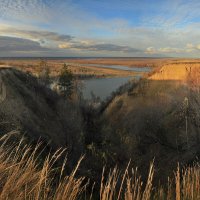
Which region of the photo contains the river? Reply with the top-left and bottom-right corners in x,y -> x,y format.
81,64 -> 151,72
81,64 -> 150,99
52,64 -> 151,100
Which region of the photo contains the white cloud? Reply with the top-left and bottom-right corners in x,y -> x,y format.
0,25 -> 74,46
158,47 -> 182,53
58,43 -> 72,49
196,44 -> 200,50
145,47 -> 156,54
186,43 -> 194,49
145,43 -> 200,55
142,0 -> 200,28
0,0 -> 52,23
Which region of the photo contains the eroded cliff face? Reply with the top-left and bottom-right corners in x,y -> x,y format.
149,63 -> 200,82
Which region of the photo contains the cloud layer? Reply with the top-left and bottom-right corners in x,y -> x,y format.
0,0 -> 200,57
59,42 -> 141,53
0,36 -> 46,52
0,26 -> 74,42
0,26 -> 142,56
0,36 -> 53,57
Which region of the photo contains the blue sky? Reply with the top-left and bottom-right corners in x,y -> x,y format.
0,0 -> 200,57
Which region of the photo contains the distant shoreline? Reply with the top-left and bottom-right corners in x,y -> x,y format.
0,56 -> 174,60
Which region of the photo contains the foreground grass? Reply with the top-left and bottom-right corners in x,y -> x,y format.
0,134 -> 86,200
0,134 -> 200,199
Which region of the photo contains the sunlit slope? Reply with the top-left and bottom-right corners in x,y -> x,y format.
149,63 -> 200,81
103,63 -> 200,180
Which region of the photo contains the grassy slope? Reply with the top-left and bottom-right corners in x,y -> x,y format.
103,62 -> 200,181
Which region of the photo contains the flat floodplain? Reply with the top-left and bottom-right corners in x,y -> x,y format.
1,57 -> 200,78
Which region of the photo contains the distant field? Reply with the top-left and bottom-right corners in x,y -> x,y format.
52,57 -> 200,67
1,57 -> 200,78
0,58 -> 146,78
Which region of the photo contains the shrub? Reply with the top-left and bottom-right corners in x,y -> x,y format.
58,64 -> 74,99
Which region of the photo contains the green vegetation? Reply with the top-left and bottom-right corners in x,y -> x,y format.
58,63 -> 74,98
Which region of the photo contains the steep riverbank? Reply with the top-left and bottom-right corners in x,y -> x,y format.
102,62 -> 200,182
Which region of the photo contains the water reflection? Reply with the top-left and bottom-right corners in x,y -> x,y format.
81,64 -> 151,72
82,76 -> 139,100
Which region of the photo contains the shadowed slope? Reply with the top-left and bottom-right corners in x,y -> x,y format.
0,68 -> 83,151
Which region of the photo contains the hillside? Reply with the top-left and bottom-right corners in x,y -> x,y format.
0,68 -> 83,154
103,63 -> 200,180
149,62 -> 200,81
0,64 -> 200,187
0,64 -> 200,198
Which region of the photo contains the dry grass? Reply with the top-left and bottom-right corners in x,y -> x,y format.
0,133 -> 86,200
99,160 -> 200,200
1,134 -> 200,199
176,164 -> 200,200
187,67 -> 200,92
99,161 -> 155,200
0,59 -> 141,78
2,58 -> 200,79
52,58 -> 200,67
2,58 -> 200,78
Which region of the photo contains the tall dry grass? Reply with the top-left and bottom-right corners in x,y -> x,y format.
1,133 -> 200,199
100,161 -> 200,200
100,162 -> 154,200
0,133 -> 87,200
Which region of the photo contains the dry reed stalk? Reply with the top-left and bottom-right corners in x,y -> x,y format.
0,135 -> 86,200
124,167 -> 143,200
175,164 -> 181,200
141,162 -> 154,200
2,133 -> 200,200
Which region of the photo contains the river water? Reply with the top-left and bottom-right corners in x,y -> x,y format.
81,64 -> 150,99
52,64 -> 151,100
81,64 -> 151,72
82,76 -> 132,99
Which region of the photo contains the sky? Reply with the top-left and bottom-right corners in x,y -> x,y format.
0,0 -> 200,57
